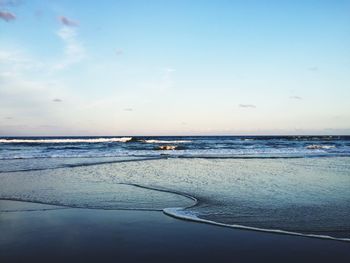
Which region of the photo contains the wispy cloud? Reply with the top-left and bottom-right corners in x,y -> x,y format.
54,26 -> 85,70
289,96 -> 302,100
52,98 -> 63,102
0,0 -> 22,7
34,9 -> 43,19
123,108 -> 133,112
0,0 -> 21,22
239,104 -> 256,108
308,66 -> 318,72
161,68 -> 176,90
115,49 -> 123,55
0,49 -> 45,74
0,11 -> 15,21
164,68 -> 176,73
0,47 -> 71,125
58,16 -> 78,27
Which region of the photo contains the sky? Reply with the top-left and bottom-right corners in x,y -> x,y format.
0,0 -> 350,136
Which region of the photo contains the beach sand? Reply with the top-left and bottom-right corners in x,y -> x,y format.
0,200 -> 349,263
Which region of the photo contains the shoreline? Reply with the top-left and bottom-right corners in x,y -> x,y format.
2,187 -> 350,243
164,208 -> 350,243
1,200 -> 350,263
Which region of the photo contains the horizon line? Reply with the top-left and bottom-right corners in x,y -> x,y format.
1,134 -> 349,137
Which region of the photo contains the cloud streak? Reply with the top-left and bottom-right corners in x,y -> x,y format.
54,26 -> 85,70
308,66 -> 318,72
0,0 -> 22,7
0,11 -> 15,21
160,68 -> 176,90
58,16 -> 78,27
115,49 -> 123,55
289,96 -> 302,100
239,104 -> 256,108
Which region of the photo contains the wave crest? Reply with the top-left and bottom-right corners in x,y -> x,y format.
143,139 -> 192,144
0,137 -> 133,144
306,145 -> 336,150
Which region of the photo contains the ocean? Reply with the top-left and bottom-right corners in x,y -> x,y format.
0,136 -> 349,241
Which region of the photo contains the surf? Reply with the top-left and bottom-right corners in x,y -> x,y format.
0,137 -> 133,143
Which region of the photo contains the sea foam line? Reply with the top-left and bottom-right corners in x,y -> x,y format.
0,157 -> 166,173
163,208 -> 350,243
117,183 -> 199,209
142,139 -> 192,144
306,145 -> 336,150
0,137 -> 133,143
115,183 -> 350,242
1,182 -> 349,242
0,207 -> 70,213
0,197 -> 163,212
2,155 -> 325,174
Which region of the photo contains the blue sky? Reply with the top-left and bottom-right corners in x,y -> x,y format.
0,0 -> 350,135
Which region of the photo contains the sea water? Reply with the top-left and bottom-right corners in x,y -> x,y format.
0,136 -> 349,241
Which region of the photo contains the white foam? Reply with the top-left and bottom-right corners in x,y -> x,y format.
119,183 -> 350,242
306,145 -> 336,150
0,137 -> 133,143
143,140 -> 192,144
163,208 -> 350,242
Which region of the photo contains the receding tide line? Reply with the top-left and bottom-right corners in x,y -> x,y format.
0,197 -> 163,212
0,157 -> 166,174
117,183 -> 199,210
120,183 -> 350,242
1,182 -> 350,243
116,183 -> 350,242
164,208 -> 350,243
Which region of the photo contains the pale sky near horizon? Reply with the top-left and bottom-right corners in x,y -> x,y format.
1,0 -> 350,136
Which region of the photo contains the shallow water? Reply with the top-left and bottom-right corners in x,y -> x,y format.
1,155 -> 349,241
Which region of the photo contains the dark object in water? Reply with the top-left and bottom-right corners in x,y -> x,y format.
158,145 -> 177,150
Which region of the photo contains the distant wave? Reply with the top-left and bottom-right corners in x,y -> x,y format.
306,145 -> 336,150
142,139 -> 192,144
1,136 -> 349,160
2,153 -> 350,161
0,137 -> 133,144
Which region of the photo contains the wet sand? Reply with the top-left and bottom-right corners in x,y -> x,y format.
0,200 -> 349,263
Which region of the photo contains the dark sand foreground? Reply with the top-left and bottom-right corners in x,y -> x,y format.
0,200 -> 349,263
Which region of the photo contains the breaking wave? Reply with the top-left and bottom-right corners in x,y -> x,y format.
0,137 -> 133,144
306,145 -> 336,150
142,139 -> 192,144
1,136 -> 349,160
